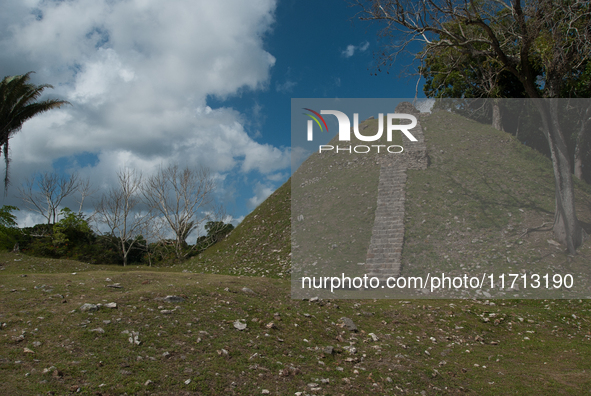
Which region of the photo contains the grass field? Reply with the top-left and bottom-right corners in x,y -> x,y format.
2,253 -> 591,395
2,110 -> 591,395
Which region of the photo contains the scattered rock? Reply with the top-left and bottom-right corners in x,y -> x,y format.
42,366 -> 57,374
23,347 -> 34,354
241,287 -> 256,295
80,303 -> 99,312
90,328 -> 105,334
13,334 -> 25,342
344,346 -> 357,354
217,349 -> 229,357
128,331 -> 140,345
234,320 -> 247,331
144,380 -> 153,386
265,322 -> 277,329
106,283 -> 122,289
104,302 -> 117,309
160,310 -> 173,314
164,295 -> 185,303
340,317 -> 358,332
323,346 -> 334,355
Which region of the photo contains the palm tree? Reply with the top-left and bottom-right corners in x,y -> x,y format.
0,72 -> 69,188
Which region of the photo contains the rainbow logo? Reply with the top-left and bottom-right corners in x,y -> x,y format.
303,108 -> 328,141
303,108 -> 328,132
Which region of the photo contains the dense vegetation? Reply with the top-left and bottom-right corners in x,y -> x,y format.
0,206 -> 233,266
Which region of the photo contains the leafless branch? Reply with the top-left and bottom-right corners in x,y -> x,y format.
94,168 -> 149,266
142,164 -> 216,260
17,172 -> 79,224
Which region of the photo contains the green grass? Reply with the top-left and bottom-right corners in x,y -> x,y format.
1,253 -> 590,395
182,180 -> 291,279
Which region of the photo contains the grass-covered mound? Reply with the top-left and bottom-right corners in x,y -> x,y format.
194,110 -> 591,297
185,180 -> 291,278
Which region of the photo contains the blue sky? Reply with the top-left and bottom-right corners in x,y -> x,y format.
0,0 -> 425,230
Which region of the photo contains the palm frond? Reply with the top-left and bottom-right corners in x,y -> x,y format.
0,71 -> 70,190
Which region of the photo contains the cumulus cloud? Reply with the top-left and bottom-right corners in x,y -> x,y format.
247,182 -> 275,210
0,0 -> 289,224
342,41 -> 370,58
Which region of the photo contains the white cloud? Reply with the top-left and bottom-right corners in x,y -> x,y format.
342,41 -> 370,58
15,211 -> 47,230
266,172 -> 288,182
276,79 -> 297,93
247,182 -> 275,210
0,0 -> 289,219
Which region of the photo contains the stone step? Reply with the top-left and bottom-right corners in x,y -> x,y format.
364,107 -> 427,282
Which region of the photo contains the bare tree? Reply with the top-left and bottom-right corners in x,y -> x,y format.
354,0 -> 590,253
142,165 -> 216,260
94,169 -> 148,266
18,172 -> 79,224
76,177 -> 98,215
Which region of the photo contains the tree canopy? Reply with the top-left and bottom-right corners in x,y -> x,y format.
355,0 -> 591,252
0,72 -> 69,188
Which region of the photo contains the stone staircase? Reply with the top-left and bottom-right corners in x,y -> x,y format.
365,102 -> 428,280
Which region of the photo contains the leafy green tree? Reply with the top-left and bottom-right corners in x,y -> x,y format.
205,221 -> 234,243
0,72 -> 69,188
355,0 -> 591,253
53,208 -> 93,244
0,205 -> 20,251
0,205 -> 18,228
420,23 -> 590,181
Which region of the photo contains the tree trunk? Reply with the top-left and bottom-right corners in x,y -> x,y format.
122,240 -> 128,266
535,100 -> 587,253
492,100 -> 503,131
573,105 -> 590,180
574,136 -> 583,180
